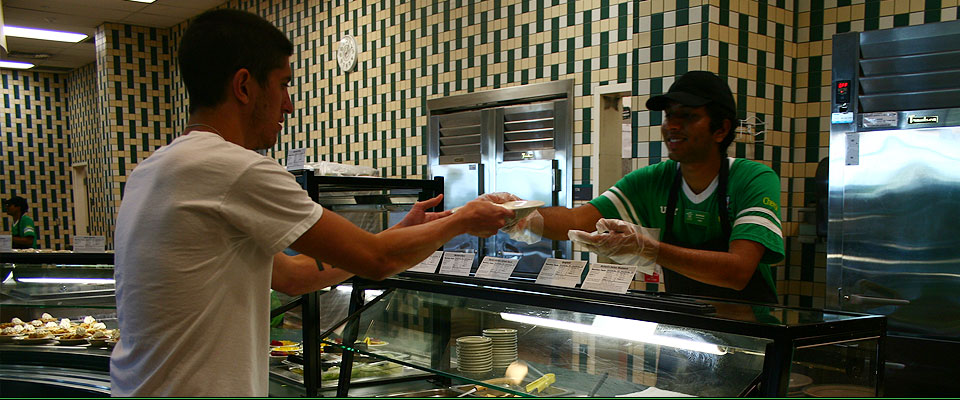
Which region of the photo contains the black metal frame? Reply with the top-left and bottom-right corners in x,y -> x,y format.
0,252 -> 114,265
328,274 -> 886,397
285,172 -> 446,397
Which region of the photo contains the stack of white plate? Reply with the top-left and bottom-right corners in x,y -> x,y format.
456,336 -> 493,374
482,328 -> 518,370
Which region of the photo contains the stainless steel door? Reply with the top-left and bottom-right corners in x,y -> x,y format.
433,163 -> 484,261
828,127 -> 960,340
490,159 -> 557,275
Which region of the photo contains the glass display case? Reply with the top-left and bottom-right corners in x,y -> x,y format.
0,251 -> 117,397
309,274 -> 885,397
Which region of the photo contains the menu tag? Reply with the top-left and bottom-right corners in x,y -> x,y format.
286,148 -> 307,170
74,235 -> 106,253
580,263 -> 638,294
535,258 -> 587,288
438,252 -> 474,276
408,251 -> 443,273
0,235 -> 11,252
474,256 -> 520,280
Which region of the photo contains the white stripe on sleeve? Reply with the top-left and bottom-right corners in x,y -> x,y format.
733,215 -> 783,238
736,206 -> 782,225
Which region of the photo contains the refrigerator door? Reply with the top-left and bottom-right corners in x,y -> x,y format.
829,127 -> 960,340
432,163 -> 483,262
491,159 -> 558,275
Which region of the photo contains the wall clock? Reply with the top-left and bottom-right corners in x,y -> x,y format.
337,34 -> 358,73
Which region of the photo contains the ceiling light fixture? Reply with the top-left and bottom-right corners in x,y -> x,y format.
4,26 -> 87,43
0,60 -> 35,69
126,0 -> 158,3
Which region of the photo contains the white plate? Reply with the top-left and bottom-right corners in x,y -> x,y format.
87,338 -> 109,347
0,334 -> 25,343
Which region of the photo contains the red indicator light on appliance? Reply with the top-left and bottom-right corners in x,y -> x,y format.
837,82 -> 849,89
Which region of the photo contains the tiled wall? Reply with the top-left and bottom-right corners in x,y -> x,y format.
66,63 -> 108,242
0,71 -> 73,249
85,23 -> 174,246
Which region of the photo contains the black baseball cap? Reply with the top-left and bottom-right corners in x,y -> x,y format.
3,196 -> 27,209
646,71 -> 736,115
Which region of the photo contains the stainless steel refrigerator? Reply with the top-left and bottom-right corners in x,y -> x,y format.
829,20 -> 960,396
427,80 -> 574,276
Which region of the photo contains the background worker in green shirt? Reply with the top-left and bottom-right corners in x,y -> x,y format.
3,195 -> 38,249
482,71 -> 784,304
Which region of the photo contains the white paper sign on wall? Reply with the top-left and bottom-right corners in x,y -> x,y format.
74,235 -> 106,253
0,235 -> 12,252
286,148 -> 306,171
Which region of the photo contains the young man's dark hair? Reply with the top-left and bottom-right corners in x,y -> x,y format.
178,9 -> 294,112
4,195 -> 28,211
708,102 -> 739,155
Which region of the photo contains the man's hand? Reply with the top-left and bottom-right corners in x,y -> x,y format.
454,199 -> 515,238
390,194 -> 452,230
476,192 -> 544,243
568,219 -> 660,269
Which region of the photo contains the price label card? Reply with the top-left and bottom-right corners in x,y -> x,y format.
535,258 -> 587,288
580,263 -> 638,294
286,148 -> 307,170
0,235 -> 11,252
408,251 -> 443,273
474,256 -> 520,280
438,252 -> 475,276
74,235 -> 106,253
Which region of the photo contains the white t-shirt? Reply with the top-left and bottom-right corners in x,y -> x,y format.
110,131 -> 323,396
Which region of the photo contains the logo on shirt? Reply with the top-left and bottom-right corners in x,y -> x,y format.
762,197 -> 779,211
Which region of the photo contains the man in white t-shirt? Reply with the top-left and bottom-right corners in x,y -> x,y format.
110,9 -> 513,397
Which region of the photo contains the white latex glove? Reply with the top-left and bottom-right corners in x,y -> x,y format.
568,219 -> 660,272
476,192 -> 544,244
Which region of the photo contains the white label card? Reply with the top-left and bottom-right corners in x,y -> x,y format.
0,235 -> 11,252
438,252 -> 475,276
474,256 -> 520,280
535,258 -> 588,288
286,148 -> 307,170
74,235 -> 106,253
408,251 -> 443,273
580,263 -> 638,294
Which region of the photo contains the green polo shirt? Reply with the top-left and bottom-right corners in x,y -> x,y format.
12,215 -> 38,249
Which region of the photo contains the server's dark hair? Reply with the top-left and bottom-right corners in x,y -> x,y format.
4,195 -> 28,211
178,9 -> 293,112
707,102 -> 738,155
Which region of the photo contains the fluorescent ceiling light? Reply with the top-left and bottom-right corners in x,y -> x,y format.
127,0 -> 157,3
0,60 -> 34,69
17,277 -> 115,284
4,26 -> 87,43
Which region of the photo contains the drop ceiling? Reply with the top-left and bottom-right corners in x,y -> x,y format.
3,0 -> 224,73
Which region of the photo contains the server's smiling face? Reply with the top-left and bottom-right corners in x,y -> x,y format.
660,102 -> 724,163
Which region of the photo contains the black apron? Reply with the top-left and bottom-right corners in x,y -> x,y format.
660,158 -> 778,304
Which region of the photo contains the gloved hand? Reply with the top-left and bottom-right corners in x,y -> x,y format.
476,192 -> 545,244
568,219 -> 660,271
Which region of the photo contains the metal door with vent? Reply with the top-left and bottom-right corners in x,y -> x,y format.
829,20 -> 960,396
427,81 -> 574,276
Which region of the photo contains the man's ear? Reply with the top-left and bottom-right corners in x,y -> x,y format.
714,118 -> 732,143
231,68 -> 254,105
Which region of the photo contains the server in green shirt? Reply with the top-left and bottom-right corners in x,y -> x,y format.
484,71 -> 784,303
3,195 -> 38,249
